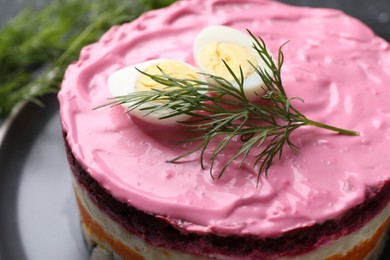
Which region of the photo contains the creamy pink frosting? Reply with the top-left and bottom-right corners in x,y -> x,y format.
58,0 -> 390,237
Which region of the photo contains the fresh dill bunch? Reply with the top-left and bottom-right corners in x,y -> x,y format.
100,31 -> 359,180
0,0 -> 176,117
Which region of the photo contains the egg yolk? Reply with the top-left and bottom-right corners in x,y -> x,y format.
135,61 -> 199,92
198,42 -> 258,81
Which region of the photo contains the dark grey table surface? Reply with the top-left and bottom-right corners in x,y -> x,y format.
0,1 -> 389,260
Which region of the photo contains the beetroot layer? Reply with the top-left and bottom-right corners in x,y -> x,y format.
63,132 -> 390,259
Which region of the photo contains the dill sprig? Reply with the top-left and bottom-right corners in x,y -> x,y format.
0,0 -> 176,117
100,31 -> 359,180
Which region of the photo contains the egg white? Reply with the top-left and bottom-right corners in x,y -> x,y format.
193,25 -> 268,100
107,59 -> 205,126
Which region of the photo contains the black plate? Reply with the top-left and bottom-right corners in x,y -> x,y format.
0,95 -> 89,260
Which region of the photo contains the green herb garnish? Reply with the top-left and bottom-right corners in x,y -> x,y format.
99,31 -> 359,180
0,0 -> 176,117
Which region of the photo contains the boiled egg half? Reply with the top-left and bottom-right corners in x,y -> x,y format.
194,25 -> 267,100
107,59 -> 206,126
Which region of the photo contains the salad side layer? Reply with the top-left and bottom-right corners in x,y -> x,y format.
59,0 -> 390,236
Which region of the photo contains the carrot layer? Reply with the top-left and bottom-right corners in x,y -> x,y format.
326,216 -> 390,260
76,193 -> 145,260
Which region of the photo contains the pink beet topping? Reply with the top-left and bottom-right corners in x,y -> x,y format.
58,0 -> 390,237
